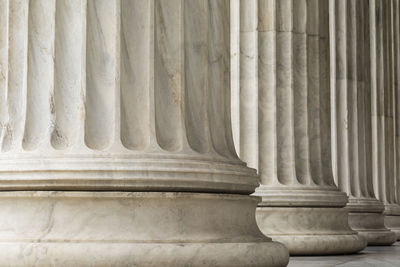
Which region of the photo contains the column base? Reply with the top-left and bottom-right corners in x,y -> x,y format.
256,207 -> 366,255
348,212 -> 397,245
346,198 -> 396,245
385,215 -> 400,240
0,191 -> 289,266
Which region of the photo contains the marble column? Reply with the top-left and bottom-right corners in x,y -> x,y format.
331,0 -> 396,245
385,0 -> 400,240
370,0 -> 400,240
0,0 -> 289,265
236,0 -> 366,255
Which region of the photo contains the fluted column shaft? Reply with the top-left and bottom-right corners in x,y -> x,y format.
331,0 -> 396,245
372,0 -> 397,210
235,0 -> 366,255
257,0 -> 336,192
0,0 -> 260,194
333,0 -> 370,199
376,0 -> 400,239
0,1 -> 290,265
371,0 -> 400,218
372,0 -> 396,209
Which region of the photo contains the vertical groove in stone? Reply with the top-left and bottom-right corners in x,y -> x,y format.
223,0 -> 238,160
316,0 -> 334,186
383,0 -> 396,204
258,0 -> 277,185
78,0 -> 87,147
394,0 -> 400,204
358,0 -> 375,199
239,0 -> 258,168
120,0 -> 151,150
208,0 -> 236,158
356,0 -> 366,198
293,0 -> 311,185
183,0 -> 209,153
275,0 -> 297,185
307,0 -> 324,185
230,0 -> 240,156
154,0 -> 183,152
333,0 -> 348,191
22,0 -> 55,151
392,0 -> 398,205
2,0 -> 28,152
330,0 -> 337,183
0,0 -> 8,148
51,0 -> 84,150
85,0 -> 117,150
380,0 -> 387,204
364,0 -> 375,199
373,0 -> 387,201
348,0 -> 360,197
370,0 -> 377,195
387,0 -> 397,204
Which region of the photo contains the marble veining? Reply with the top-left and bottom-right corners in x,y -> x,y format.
0,0 -> 262,194
0,1 -> 291,266
1,0 -> 237,157
255,0 -> 335,188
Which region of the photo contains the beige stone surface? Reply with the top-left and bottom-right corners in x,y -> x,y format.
0,0 -> 258,194
234,0 -> 366,255
0,192 -> 289,266
0,0 -> 290,265
369,0 -> 400,240
331,0 -> 397,245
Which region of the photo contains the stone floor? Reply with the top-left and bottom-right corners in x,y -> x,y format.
288,242 -> 400,267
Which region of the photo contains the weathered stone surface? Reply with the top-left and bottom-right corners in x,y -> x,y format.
331,0 -> 396,245
234,0 -> 366,255
0,1 -> 290,265
369,0 -> 400,241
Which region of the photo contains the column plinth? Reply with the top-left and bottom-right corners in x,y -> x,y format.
235,0 -> 366,255
383,206 -> 400,239
0,0 -> 289,265
255,188 -> 364,255
331,0 -> 396,245
0,192 -> 290,266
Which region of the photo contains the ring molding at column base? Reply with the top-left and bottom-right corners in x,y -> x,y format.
346,198 -> 397,245
0,191 -> 289,267
0,156 -> 259,194
256,207 -> 367,255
